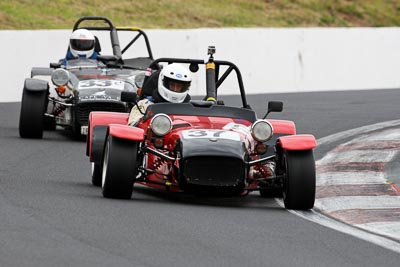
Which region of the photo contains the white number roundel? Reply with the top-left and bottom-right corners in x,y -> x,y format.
78,80 -> 125,90
182,130 -> 240,141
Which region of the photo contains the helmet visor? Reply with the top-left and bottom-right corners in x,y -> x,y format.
163,77 -> 191,93
70,39 -> 95,51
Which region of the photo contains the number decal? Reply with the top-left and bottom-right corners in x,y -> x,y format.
182,130 -> 240,141
78,80 -> 125,90
80,80 -> 112,87
187,130 -> 207,137
212,131 -> 225,138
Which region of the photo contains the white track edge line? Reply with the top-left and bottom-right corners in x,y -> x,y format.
281,120 -> 400,253
275,199 -> 400,253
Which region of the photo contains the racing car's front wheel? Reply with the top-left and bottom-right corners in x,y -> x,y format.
102,135 -> 138,199
19,88 -> 47,138
91,162 -> 102,187
282,149 -> 315,210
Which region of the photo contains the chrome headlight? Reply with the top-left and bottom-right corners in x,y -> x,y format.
51,68 -> 69,86
251,120 -> 273,142
150,114 -> 172,136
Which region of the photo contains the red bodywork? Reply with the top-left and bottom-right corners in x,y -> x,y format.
108,124 -> 145,141
138,115 -> 255,192
278,134 -> 317,150
87,110 -> 317,194
87,112 -> 130,160
84,55 -> 317,210
268,119 -> 296,135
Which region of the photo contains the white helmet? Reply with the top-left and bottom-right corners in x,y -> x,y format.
158,63 -> 192,103
69,29 -> 95,58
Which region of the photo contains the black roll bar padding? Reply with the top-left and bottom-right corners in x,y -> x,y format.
205,64 -> 217,102
145,58 -> 250,108
215,64 -> 220,87
110,29 -> 122,58
117,28 -> 154,60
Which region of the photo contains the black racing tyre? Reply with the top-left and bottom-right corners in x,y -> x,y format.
71,122 -> 84,140
102,135 -> 138,199
19,89 -> 47,138
282,150 -> 315,210
91,162 -> 102,187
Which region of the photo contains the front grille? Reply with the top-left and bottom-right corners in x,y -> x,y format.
182,156 -> 245,187
76,102 -> 126,125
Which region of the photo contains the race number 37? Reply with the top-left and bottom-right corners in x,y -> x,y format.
182,130 -> 240,141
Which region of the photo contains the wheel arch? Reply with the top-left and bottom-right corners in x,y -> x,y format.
24,78 -> 49,93
277,134 -> 317,151
86,111 -> 130,157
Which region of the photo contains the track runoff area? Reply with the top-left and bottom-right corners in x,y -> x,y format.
276,119 -> 400,253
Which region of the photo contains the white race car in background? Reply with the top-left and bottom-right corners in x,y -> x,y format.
19,16 -> 154,138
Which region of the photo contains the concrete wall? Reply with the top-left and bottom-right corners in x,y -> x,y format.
1,27 -> 400,102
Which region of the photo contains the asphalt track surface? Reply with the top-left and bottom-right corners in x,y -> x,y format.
1,89 -> 400,267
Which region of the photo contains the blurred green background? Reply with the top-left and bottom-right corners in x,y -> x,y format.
1,0 -> 400,29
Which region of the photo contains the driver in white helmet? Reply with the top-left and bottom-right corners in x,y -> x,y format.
59,29 -> 99,65
128,63 -> 192,126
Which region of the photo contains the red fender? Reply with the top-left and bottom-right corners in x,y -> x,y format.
89,111 -> 129,129
278,134 -> 317,150
109,124 -> 145,141
268,119 -> 296,135
86,112 -> 130,157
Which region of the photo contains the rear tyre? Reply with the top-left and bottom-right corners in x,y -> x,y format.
91,162 -> 102,186
282,150 -> 315,210
102,135 -> 138,199
19,89 -> 47,138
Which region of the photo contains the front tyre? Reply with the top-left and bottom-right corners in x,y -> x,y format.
19,88 -> 47,138
91,162 -> 102,187
282,150 -> 315,210
102,135 -> 138,199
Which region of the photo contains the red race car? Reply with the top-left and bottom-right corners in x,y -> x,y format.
86,47 -> 317,210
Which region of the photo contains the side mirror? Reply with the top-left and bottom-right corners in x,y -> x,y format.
263,101 -> 283,119
121,91 -> 137,103
268,101 -> 283,112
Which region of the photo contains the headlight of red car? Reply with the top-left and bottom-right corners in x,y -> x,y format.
150,113 -> 173,136
251,120 -> 273,142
